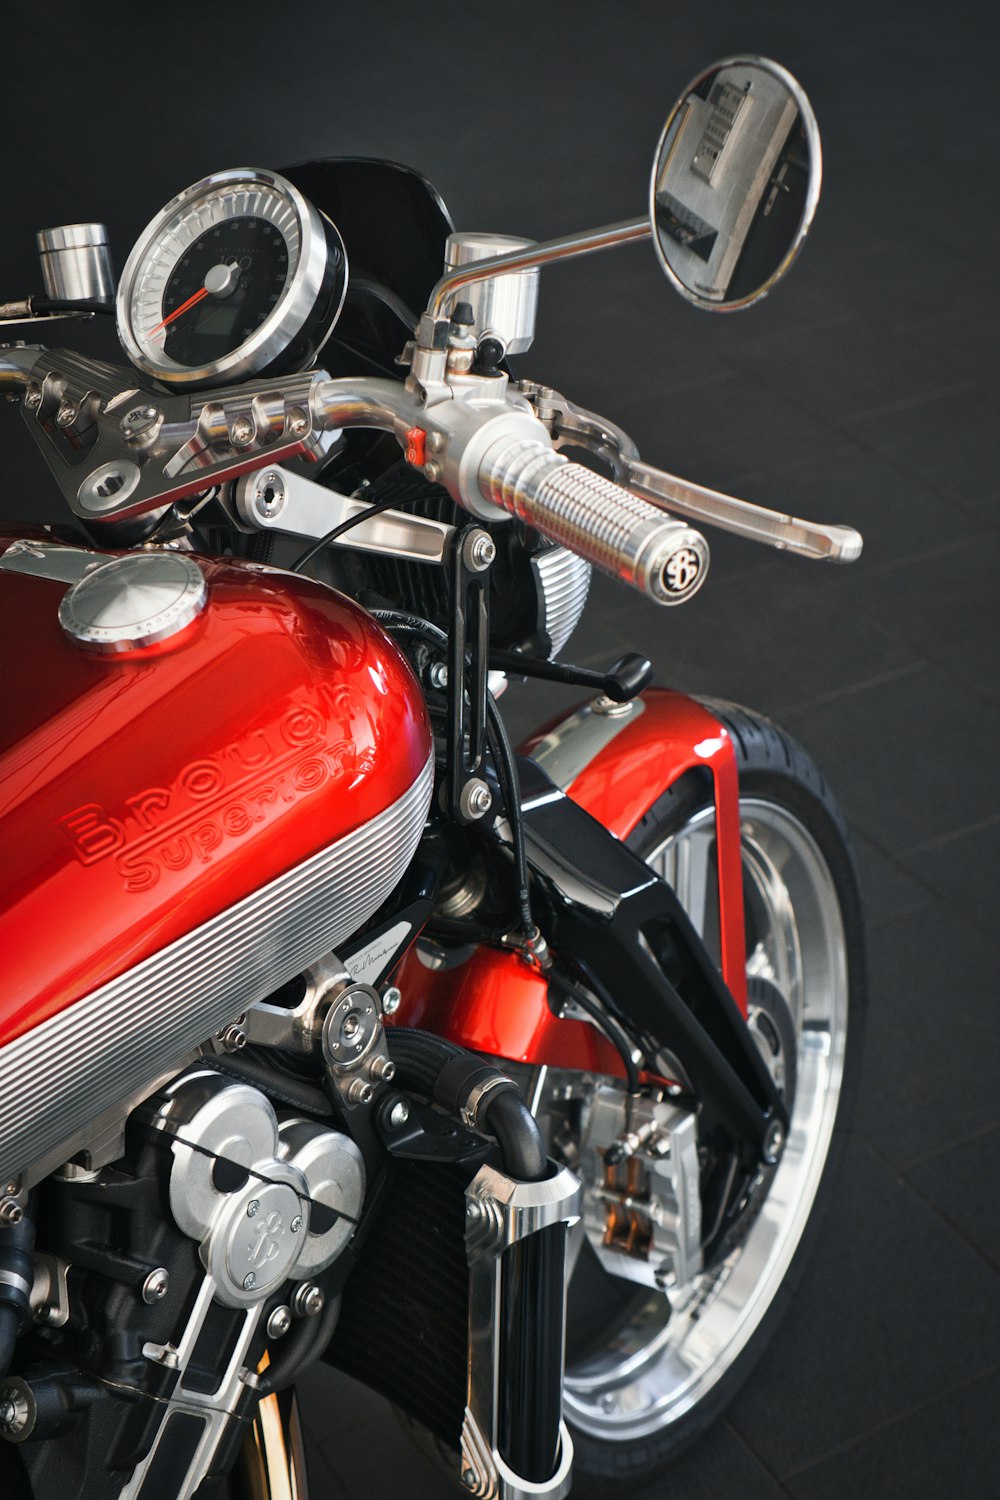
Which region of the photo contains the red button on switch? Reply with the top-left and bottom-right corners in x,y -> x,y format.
405,426 -> 427,467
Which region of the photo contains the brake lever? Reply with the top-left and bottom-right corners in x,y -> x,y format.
624,459 -> 863,565
519,382 -> 863,565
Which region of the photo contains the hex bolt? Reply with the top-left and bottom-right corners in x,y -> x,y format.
388,1099 -> 410,1129
462,1468 -> 478,1490
230,415 -> 254,447
55,402 -> 77,428
424,459 -> 442,483
0,1200 -> 23,1225
465,1200 -> 482,1222
427,661 -> 448,690
368,1054 -> 396,1082
141,1268 -> 170,1305
0,1386 -> 31,1439
459,779 -> 493,821
763,1119 -> 785,1165
286,406 -> 309,437
346,1078 -> 374,1106
426,430 -> 446,455
247,1199 -> 261,1218
253,471 -> 285,520
23,384 -> 41,410
341,1013 -> 360,1040
291,1283 -> 325,1318
221,1024 -> 247,1050
463,530 -> 496,572
290,1215 -> 303,1234
243,1272 -> 257,1292
381,986 -> 402,1015
266,1305 -> 292,1340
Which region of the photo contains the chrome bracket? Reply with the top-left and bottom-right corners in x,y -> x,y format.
241,953 -> 396,1108
233,462 -> 454,564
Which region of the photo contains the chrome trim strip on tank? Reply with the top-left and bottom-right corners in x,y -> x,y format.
0,538 -> 104,584
0,753 -> 433,1186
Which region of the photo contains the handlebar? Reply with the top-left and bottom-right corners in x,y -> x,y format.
0,345 -> 859,594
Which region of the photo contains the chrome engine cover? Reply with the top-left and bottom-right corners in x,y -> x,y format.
155,1071 -> 364,1307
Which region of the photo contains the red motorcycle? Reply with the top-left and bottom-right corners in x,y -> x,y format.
0,56 -> 865,1500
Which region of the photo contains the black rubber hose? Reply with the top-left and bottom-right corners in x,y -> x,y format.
386,1028 -> 549,1182
0,1207 -> 35,1382
205,1054 -> 330,1117
0,1304 -> 19,1385
547,970 -> 641,1095
479,1090 -> 548,1182
257,1291 -> 341,1396
32,296 -> 113,316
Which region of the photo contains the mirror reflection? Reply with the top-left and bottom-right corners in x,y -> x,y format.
651,57 -> 820,310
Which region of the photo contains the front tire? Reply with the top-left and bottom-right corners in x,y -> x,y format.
562,702 -> 866,1489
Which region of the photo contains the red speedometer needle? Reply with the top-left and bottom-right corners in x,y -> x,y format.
148,284 -> 209,335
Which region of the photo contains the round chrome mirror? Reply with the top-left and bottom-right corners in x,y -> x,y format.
650,56 -> 821,311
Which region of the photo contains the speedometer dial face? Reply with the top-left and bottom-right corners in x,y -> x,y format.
116,169 -> 347,388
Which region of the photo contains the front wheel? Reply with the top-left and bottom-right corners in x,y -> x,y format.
558,702 -> 866,1489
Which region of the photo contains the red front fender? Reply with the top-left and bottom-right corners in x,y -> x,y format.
524,689 -> 747,1010
391,689 -> 747,1070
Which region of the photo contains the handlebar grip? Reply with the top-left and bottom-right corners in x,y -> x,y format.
479,438 -> 709,604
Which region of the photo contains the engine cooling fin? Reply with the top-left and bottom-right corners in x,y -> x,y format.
331,462 -> 589,658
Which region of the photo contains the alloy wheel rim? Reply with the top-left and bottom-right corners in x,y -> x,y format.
563,797 -> 849,1440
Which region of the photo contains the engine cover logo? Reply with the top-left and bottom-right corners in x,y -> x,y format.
224,1181 -> 303,1295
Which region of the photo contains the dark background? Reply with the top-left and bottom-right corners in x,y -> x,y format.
3,1 -> 999,1495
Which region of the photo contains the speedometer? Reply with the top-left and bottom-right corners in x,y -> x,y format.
116,168 -> 348,389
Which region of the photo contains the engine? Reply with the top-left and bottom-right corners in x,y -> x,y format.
0,1070 -> 364,1499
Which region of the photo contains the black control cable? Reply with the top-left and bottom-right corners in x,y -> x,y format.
546,969 -> 641,1095
367,608 -> 535,940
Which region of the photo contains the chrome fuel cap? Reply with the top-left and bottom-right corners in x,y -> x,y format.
59,551 -> 207,653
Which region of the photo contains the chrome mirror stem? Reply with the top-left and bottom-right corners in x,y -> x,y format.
425,216 -> 651,327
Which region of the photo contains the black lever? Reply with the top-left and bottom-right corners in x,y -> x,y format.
489,649 -> 653,703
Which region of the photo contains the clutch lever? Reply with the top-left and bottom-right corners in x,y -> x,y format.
520,383 -> 863,565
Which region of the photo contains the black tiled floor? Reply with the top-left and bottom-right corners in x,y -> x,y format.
843,386 -> 1000,505
906,1126 -> 1000,1271
2,1 -> 998,1495
900,820 -> 1000,944
855,905 -> 1000,1169
783,1368 -> 1000,1500
726,1143 -> 1000,1476
780,664 -> 1000,857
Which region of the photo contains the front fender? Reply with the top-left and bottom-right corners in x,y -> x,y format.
523,689 -> 747,1008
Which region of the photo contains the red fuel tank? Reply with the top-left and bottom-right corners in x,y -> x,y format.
0,531 -> 433,1050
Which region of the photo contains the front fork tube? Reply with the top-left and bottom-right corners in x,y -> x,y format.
462,1163 -> 581,1500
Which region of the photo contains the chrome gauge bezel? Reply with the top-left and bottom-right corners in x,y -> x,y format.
116,167 -> 347,388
